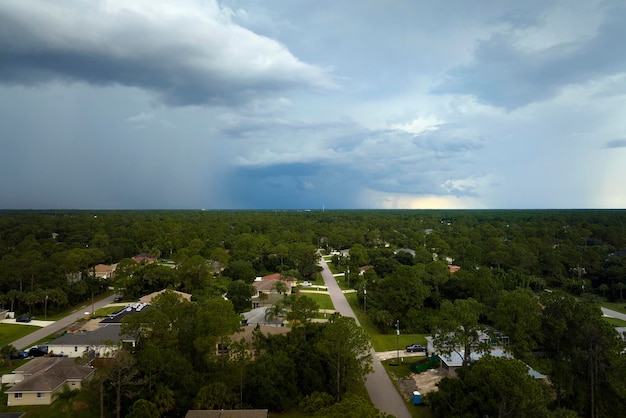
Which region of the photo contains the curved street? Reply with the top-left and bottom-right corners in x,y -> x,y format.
319,257 -> 412,418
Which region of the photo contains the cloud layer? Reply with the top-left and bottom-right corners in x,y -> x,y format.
1,0 -> 626,209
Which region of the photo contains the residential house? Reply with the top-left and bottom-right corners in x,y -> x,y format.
438,349 -> 546,380
250,274 -> 294,308
217,324 -> 291,357
132,253 -> 157,264
4,357 -> 94,406
448,265 -> 461,274
94,263 -> 117,279
139,289 -> 192,304
186,410 -> 268,418
47,324 -> 135,358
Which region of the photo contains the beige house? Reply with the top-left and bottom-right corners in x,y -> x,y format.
139,289 -> 192,304
94,263 -> 117,279
5,357 -> 94,406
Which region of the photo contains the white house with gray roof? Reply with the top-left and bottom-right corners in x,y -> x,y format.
47,324 -> 135,358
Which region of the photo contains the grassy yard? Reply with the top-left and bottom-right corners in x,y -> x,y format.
381,359 -> 434,418
344,293 -> 428,352
0,324 -> 40,347
300,292 -> 335,310
603,316 -> 626,327
601,301 -> 626,315
92,306 -> 123,318
43,290 -> 115,321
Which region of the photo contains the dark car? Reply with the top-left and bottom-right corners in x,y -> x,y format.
27,347 -> 46,357
16,316 -> 32,323
405,344 -> 426,353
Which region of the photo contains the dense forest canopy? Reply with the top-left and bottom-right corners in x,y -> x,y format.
2,209 -> 626,310
1,210 -> 626,416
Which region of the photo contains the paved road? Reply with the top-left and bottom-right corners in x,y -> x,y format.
601,307 -> 626,322
319,257 -> 412,418
10,294 -> 118,350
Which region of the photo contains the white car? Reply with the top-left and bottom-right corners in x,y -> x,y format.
300,281 -> 312,287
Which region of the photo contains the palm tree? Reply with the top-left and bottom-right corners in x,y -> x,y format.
264,302 -> 285,325
0,344 -> 18,367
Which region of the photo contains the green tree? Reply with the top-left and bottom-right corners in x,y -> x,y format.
317,315 -> 373,401
227,280 -> 255,313
265,302 -> 286,325
433,298 -> 487,366
0,344 -> 18,367
315,394 -> 393,418
287,295 -> 320,327
427,356 -> 551,418
126,399 -> 160,418
494,288 -> 541,357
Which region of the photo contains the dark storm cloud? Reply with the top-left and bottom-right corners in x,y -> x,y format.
231,121 -> 487,206
433,4 -> 626,109
0,1 -> 333,107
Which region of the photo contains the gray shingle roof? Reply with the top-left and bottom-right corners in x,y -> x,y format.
6,358 -> 94,393
49,324 -> 127,346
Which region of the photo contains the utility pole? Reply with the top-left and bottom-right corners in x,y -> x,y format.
396,320 -> 400,365
363,284 -> 367,315
44,294 -> 48,320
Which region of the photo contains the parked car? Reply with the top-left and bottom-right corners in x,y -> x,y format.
300,281 -> 312,287
16,316 -> 31,323
27,347 -> 46,357
405,343 -> 426,353
10,351 -> 27,360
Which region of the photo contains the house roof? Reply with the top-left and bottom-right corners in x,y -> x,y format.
132,254 -> 157,264
252,280 -> 278,293
185,410 -> 268,418
260,273 -> 297,282
94,264 -> 117,273
439,349 -> 546,379
99,303 -> 150,324
139,289 -> 192,304
448,265 -> 461,273
231,324 -> 290,344
48,324 -> 129,347
6,357 -> 94,393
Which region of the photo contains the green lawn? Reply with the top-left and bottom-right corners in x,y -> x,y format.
601,301 -> 626,315
92,306 -> 123,318
603,316 -> 626,327
300,292 -> 335,310
344,293 -> 427,352
0,324 -> 40,347
43,289 -> 115,321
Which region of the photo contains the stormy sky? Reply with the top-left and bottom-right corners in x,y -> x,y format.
1,0 -> 625,210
